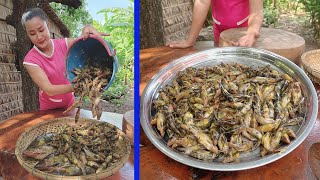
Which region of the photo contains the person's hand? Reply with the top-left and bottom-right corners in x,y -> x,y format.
69,84 -> 74,92
167,40 -> 195,49
231,32 -> 259,47
81,24 -> 110,40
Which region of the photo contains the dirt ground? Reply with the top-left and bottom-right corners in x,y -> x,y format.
82,12 -> 319,115
274,13 -> 319,52
82,87 -> 134,114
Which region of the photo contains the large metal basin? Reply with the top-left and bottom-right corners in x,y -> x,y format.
140,47 -> 318,171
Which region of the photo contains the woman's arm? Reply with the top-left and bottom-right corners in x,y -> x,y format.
66,38 -> 75,48
235,0 -> 263,47
24,65 -> 73,96
168,0 -> 211,49
247,0 -> 263,37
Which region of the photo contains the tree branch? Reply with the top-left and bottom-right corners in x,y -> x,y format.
48,0 -> 82,8
5,15 -> 15,27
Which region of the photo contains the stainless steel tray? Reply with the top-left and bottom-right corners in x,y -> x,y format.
140,47 -> 318,171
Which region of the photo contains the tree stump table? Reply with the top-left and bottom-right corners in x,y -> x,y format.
219,27 -> 305,64
123,110 -> 134,146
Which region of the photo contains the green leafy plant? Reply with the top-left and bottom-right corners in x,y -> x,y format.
102,84 -> 129,101
50,0 -> 93,37
264,0 -> 302,14
299,0 -> 320,38
263,0 -> 305,27
92,0 -> 134,103
263,6 -> 279,27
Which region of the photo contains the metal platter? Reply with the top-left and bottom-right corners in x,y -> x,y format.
140,47 -> 318,171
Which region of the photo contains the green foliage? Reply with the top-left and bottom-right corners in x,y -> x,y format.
83,83 -> 129,105
50,0 -> 93,37
264,0 -> 302,14
299,0 -> 320,38
263,0 -> 304,26
263,5 -> 279,26
92,0 -> 134,93
102,84 -> 129,105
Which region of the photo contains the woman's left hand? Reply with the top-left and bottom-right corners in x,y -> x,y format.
81,24 -> 109,40
232,32 -> 259,47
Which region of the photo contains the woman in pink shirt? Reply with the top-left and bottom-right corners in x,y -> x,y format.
22,8 -> 107,111
168,0 -> 263,48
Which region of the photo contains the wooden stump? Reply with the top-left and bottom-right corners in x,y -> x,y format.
219,27 -> 305,64
122,110 -> 134,146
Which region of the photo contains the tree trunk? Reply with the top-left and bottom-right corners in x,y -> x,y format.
6,0 -> 81,112
6,0 -> 40,112
140,1 -> 165,49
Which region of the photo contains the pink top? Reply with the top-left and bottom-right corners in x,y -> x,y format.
23,38 -> 74,111
211,0 -> 249,43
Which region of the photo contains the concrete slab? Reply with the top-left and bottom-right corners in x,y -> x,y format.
80,109 -> 123,130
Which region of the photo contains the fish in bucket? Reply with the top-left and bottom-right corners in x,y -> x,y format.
64,35 -> 119,120
66,35 -> 118,90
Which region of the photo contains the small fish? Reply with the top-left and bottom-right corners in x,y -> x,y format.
23,145 -> 56,160
151,63 -> 304,162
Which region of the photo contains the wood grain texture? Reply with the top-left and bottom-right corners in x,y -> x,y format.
219,27 -> 305,64
140,1 -> 165,49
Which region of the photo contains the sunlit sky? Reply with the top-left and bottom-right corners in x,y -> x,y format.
85,0 -> 131,23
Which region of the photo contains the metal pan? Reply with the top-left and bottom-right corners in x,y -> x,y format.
140,47 -> 318,171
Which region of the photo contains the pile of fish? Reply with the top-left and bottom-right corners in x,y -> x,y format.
64,66 -> 112,122
152,63 -> 305,163
23,123 -> 124,176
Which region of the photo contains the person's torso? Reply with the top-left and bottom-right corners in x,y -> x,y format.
24,39 -> 73,106
211,0 -> 250,27
30,39 -> 69,85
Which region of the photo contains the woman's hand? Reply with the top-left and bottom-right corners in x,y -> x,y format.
167,40 -> 195,49
232,31 -> 260,47
81,24 -> 109,40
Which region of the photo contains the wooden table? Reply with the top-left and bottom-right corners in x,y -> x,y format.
0,109 -> 134,180
140,46 -> 320,180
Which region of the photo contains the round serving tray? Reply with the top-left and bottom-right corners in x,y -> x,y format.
140,47 -> 318,171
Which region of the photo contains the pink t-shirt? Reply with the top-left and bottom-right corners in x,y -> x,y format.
23,38 -> 74,111
211,0 -> 250,43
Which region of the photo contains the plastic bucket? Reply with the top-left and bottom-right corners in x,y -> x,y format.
66,35 -> 118,90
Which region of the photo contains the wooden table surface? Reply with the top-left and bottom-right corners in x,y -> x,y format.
0,109 -> 134,180
140,46 -> 320,180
